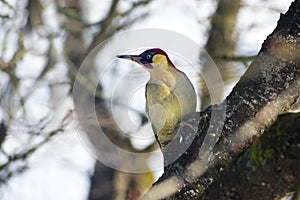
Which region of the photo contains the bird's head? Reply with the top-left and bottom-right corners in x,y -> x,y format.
117,48 -> 176,70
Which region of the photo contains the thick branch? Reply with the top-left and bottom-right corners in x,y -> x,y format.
203,112 -> 300,199
144,1 -> 300,199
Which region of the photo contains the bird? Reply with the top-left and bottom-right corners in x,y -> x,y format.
117,48 -> 197,148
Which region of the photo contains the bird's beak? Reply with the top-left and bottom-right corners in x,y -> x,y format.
116,55 -> 142,62
117,54 -> 153,69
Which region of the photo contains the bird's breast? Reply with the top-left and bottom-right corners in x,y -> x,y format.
146,81 -> 179,123
145,70 -> 197,146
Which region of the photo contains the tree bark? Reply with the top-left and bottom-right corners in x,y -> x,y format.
203,112 -> 300,199
144,1 -> 300,199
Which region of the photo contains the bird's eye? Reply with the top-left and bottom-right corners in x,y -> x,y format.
146,54 -> 151,60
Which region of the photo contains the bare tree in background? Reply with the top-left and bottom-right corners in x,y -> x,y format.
0,0 -> 155,198
200,0 -> 242,110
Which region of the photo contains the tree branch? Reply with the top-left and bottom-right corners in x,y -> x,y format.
0,0 -> 13,9
0,111 -> 72,183
213,54 -> 256,62
144,1 -> 300,199
203,112 -> 300,199
87,0 -> 153,53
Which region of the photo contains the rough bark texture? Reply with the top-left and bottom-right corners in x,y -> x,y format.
203,113 -> 300,199
144,1 -> 300,199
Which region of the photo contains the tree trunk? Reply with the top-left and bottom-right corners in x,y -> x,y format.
200,0 -> 242,110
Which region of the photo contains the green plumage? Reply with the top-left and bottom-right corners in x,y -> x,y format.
146,68 -> 196,147
117,48 -> 197,148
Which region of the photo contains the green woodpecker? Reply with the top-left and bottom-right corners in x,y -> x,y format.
117,48 -> 196,148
